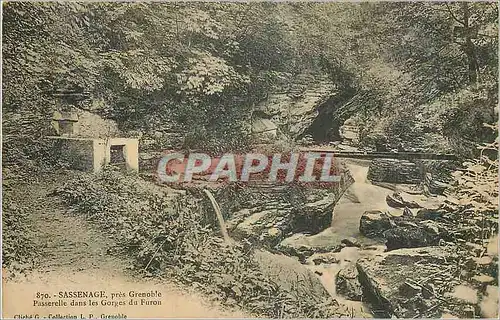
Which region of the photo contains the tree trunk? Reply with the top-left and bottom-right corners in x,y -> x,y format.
461,3 -> 479,84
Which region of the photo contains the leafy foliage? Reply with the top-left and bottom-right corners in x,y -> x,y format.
3,2 -> 497,155
2,187 -> 38,272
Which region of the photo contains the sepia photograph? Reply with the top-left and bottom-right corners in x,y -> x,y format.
1,1 -> 499,318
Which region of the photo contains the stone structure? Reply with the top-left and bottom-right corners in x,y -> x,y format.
48,136 -> 139,172
48,106 -> 139,172
51,111 -> 79,136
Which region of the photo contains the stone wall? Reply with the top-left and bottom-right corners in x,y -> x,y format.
48,137 -> 95,171
46,137 -> 139,172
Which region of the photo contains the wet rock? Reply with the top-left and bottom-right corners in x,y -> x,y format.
383,226 -> 438,250
416,208 -> 448,221
386,193 -> 421,209
367,159 -> 423,184
278,233 -> 341,263
399,281 -> 422,297
356,246 -> 462,318
253,250 -> 332,300
341,237 -> 361,248
359,210 -> 393,237
336,264 -> 363,301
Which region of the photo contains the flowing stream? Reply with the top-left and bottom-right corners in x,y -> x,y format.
304,159 -> 401,317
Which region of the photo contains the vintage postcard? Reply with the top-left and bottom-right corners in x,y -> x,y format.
2,1 -> 498,319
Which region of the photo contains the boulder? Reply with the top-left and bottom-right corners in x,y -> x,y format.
341,237 -> 361,248
383,226 -> 438,251
336,264 -> 363,301
386,193 -> 421,209
359,210 -> 393,237
367,159 -> 423,184
356,246 -> 478,318
231,208 -> 290,246
291,191 -> 337,234
253,250 -> 333,302
278,233 -> 341,263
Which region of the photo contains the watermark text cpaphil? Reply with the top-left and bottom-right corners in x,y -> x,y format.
156,151 -> 342,186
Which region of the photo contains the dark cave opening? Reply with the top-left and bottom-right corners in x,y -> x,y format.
298,92 -> 355,144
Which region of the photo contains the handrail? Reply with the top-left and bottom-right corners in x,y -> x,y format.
300,149 -> 458,161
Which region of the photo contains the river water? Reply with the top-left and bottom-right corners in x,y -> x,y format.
304,159 -> 403,317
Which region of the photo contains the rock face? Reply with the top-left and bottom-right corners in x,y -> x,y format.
367,159 -> 423,184
254,72 -> 336,140
359,210 -> 393,238
221,166 -> 354,247
336,264 -> 363,301
356,246 -> 479,318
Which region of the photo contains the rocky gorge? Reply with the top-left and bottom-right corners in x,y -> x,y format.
200,155 -> 498,318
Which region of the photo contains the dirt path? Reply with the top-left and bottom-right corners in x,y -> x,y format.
2,175 -> 248,318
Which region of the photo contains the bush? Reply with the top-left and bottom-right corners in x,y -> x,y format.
2,188 -> 38,272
